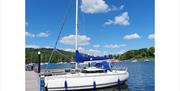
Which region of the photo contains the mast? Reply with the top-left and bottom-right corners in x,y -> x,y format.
75,0 -> 78,69
75,0 -> 78,50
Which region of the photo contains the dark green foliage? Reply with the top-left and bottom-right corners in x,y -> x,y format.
25,48 -> 75,64
114,47 -> 155,61
25,47 -> 155,64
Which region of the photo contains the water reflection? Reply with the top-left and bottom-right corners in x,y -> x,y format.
85,83 -> 128,91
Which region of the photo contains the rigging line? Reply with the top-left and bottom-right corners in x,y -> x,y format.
54,50 -> 74,62
54,0 -> 73,50
45,0 -> 73,70
45,49 -> 74,71
45,49 -> 56,70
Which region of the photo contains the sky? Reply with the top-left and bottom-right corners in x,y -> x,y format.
26,0 -> 154,56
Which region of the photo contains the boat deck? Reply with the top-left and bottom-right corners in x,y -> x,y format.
26,71 -> 39,91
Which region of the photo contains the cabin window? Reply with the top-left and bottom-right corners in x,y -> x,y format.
81,70 -> 106,73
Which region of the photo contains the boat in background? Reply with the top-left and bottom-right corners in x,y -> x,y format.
41,62 -> 48,65
111,59 -> 121,64
144,59 -> 150,62
132,60 -> 138,62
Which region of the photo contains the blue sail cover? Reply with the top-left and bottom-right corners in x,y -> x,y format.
101,61 -> 111,71
75,50 -> 84,63
75,50 -> 109,63
95,61 -> 111,71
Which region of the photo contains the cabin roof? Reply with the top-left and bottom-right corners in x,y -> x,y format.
83,67 -> 104,71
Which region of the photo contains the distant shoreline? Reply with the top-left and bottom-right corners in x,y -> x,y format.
131,58 -> 155,61
25,47 -> 154,64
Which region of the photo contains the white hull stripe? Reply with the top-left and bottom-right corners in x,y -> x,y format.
47,81 -> 126,90
47,72 -> 128,79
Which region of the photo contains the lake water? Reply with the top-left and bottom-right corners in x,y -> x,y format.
40,61 -> 154,91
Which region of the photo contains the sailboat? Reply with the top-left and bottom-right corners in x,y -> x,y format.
41,0 -> 129,90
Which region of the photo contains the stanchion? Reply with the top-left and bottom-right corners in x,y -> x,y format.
64,80 -> 68,90
118,79 -> 121,91
93,81 -> 96,90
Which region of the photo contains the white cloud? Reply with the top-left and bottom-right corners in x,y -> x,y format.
44,46 -> 53,49
61,47 -> 102,56
63,47 -> 87,53
60,35 -> 91,46
93,44 -> 100,48
112,50 -> 126,55
26,45 -> 40,48
60,47 -> 85,52
78,47 -> 102,56
78,47 -> 101,56
36,32 -> 49,37
26,32 -> 35,37
26,45 -> 53,49
26,32 -> 49,37
104,12 -> 130,26
119,5 -> 124,10
80,0 -> 124,14
148,34 -> 154,40
104,19 -> 114,25
61,47 -> 93,55
102,50 -> 126,55
104,44 -> 126,48
62,47 -> 124,56
124,33 -> 141,40
62,48 -> 75,52
78,47 -> 86,52
88,49 -> 102,56
80,0 -> 110,14
111,5 -> 124,11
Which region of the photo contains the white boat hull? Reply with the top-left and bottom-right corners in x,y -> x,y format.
44,70 -> 129,90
